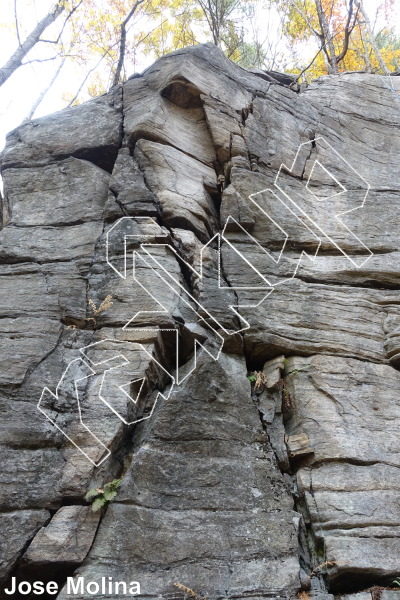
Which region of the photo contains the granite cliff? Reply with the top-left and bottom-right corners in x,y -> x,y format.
0,43 -> 400,600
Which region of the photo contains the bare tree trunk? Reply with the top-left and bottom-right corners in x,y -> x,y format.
0,1 -> 65,88
213,0 -> 222,46
321,49 -> 331,72
354,0 -> 390,74
358,22 -> 372,72
111,0 -> 144,88
314,0 -> 337,73
198,0 -> 221,47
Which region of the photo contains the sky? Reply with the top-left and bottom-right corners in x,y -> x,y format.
0,0 -> 399,154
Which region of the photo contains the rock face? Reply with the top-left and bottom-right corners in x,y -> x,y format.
1,43 -> 400,600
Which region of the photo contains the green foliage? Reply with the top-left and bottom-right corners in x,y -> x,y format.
91,497 -> 106,512
85,478 -> 122,512
286,364 -> 311,376
85,486 -> 102,501
393,578 -> 400,587
376,28 -> 400,69
236,41 -> 268,68
247,374 -> 257,382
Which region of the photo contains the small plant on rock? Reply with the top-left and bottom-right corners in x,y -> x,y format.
247,371 -> 268,391
87,295 -> 113,326
311,560 -> 348,576
279,378 -> 292,410
393,578 -> 400,587
173,583 -> 206,600
88,294 -> 113,316
286,364 -> 311,376
85,478 -> 122,512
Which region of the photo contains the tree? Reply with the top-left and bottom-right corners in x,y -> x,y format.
282,0 -> 360,74
0,0 -> 399,133
63,0 -> 179,94
0,0 -> 66,88
274,0 -> 399,81
112,0 -> 145,87
376,28 -> 400,72
196,0 -> 241,47
234,1 -> 289,70
0,0 -> 185,116
354,0 -> 389,74
0,0 -> 83,87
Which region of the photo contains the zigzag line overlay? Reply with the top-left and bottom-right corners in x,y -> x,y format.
38,137 -> 373,466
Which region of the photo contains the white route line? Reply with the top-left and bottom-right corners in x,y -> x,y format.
247,187 -> 322,286
273,136 -> 373,268
122,290 -> 225,386
38,357 -> 111,467
39,136 -> 373,467
79,340 -> 174,426
38,341 -> 174,467
136,244 -> 272,336
378,73 -> 399,98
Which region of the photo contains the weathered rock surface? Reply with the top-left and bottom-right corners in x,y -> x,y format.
284,355 -> 400,590
59,353 -> 300,600
21,506 -> 100,567
1,88 -> 122,171
1,43 -> 400,600
0,510 -> 50,581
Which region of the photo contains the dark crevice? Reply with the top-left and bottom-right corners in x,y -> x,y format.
8,218 -> 104,228
68,145 -> 119,174
294,274 -> 400,291
126,142 -> 164,230
0,146 -> 119,175
245,349 -> 399,598
240,101 -> 253,126
161,77 -> 204,109
18,325 -> 64,391
109,187 -> 129,217
300,143 -> 314,181
248,355 -> 316,594
329,572 -> 396,594
0,513 -> 54,595
84,95 -> 125,326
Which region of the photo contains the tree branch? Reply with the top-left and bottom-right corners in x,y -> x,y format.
24,57 -> 66,121
22,54 -> 62,65
14,0 -> 21,45
353,0 -> 390,74
294,46 -> 324,82
0,0 -> 65,88
38,0 -> 83,45
336,0 -> 359,63
289,0 -> 323,41
68,43 -> 118,107
294,19 -> 363,82
111,0 -> 145,88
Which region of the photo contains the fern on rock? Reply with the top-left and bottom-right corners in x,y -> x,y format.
85,478 -> 122,512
